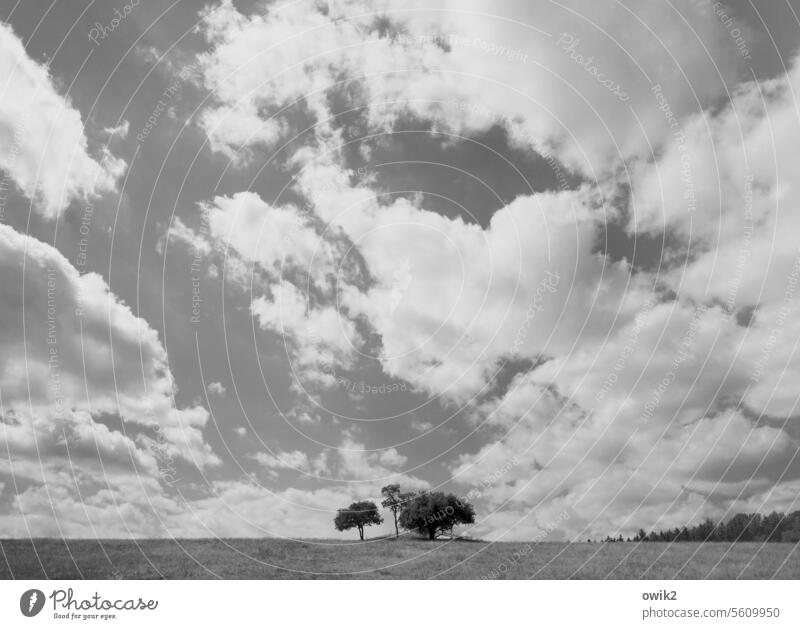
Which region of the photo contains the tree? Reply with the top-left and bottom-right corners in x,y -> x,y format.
380,484 -> 416,538
780,511 -> 800,543
398,492 -> 475,540
623,510 -> 800,543
762,511 -> 786,542
725,513 -> 755,541
334,501 -> 383,540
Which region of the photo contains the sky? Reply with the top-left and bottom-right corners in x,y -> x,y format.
1,0 -> 800,543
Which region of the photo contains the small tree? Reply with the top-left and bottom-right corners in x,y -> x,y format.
399,492 -> 475,540
380,484 -> 416,538
334,501 -> 383,540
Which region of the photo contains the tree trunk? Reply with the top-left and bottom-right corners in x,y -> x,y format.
358,526 -> 364,540
393,513 -> 399,538
428,526 -> 437,540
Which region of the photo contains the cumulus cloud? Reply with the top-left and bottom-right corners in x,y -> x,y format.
0,22 -> 125,217
0,223 -> 219,468
187,0 -> 744,405
312,169 -> 635,400
450,302 -> 799,539
163,482 -> 381,539
251,279 -> 363,387
251,437 -> 421,487
199,191 -> 336,285
207,381 -> 227,397
254,449 -> 314,474
124,0 -> 800,540
633,57 -> 800,312
0,222 -> 220,536
195,0 -> 745,176
103,119 -> 130,139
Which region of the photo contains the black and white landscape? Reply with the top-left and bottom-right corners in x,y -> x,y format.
1,0 -> 800,580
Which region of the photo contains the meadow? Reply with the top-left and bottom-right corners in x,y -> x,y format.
1,538 -> 797,579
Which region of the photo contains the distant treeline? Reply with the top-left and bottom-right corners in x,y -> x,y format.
597,511 -> 800,543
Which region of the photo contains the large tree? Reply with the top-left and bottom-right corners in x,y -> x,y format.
399,492 -> 475,540
334,501 -> 383,540
380,484 -> 416,538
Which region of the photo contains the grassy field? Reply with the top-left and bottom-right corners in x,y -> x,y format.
1,538 -> 797,579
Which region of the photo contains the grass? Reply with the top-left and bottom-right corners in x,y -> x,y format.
0,538 -> 797,579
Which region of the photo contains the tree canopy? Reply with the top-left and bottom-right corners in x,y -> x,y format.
620,511 -> 800,543
398,492 -> 475,540
334,501 -> 383,540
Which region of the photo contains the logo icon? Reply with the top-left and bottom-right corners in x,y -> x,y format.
20,589 -> 45,617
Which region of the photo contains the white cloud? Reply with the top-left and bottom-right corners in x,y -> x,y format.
253,448 -> 333,478
200,191 -> 335,285
251,437 -> 420,486
254,449 -> 312,473
157,0 -> 800,542
251,279 -> 362,386
0,221 -> 220,521
162,482 -> 385,539
0,219 -> 225,537
633,57 -> 800,312
195,0 -> 745,177
286,152 -> 645,401
207,381 -> 227,397
191,0 -> 742,405
199,104 -> 285,162
0,22 -> 125,217
103,119 -> 130,139
448,299 -> 799,540
378,447 -> 408,468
